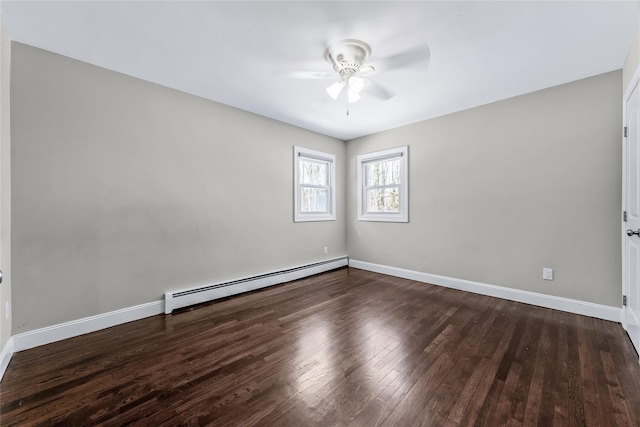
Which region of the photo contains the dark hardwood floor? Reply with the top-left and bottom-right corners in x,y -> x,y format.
1,267 -> 640,426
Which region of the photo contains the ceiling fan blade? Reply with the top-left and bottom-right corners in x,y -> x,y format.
272,70 -> 335,79
365,80 -> 395,101
374,45 -> 431,72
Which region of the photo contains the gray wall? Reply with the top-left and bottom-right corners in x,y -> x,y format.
347,71 -> 623,307
7,41 -> 627,334
11,43 -> 346,333
0,17 -> 11,349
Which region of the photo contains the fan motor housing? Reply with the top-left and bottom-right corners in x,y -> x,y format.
324,39 -> 372,74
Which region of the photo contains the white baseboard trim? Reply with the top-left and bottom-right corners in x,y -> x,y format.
12,300 -> 164,352
165,256 -> 349,313
349,259 -> 622,323
4,258 -> 618,380
0,336 -> 14,381
9,256 -> 350,355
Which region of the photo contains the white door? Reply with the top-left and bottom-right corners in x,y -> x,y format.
623,77 -> 640,357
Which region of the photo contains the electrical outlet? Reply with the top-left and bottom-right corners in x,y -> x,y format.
323,246 -> 328,255
543,268 -> 553,281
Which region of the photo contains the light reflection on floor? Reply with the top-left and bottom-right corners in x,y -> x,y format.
294,315 -> 335,407
292,310 -> 408,410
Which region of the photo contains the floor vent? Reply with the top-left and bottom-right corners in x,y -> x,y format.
164,256 -> 348,314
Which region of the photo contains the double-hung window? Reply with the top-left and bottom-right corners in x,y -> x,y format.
357,146 -> 408,222
294,146 -> 336,222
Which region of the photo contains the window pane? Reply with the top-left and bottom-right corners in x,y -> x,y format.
301,187 -> 328,213
300,160 -> 328,186
366,187 -> 400,213
365,158 -> 400,186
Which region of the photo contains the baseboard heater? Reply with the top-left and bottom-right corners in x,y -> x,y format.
164,256 -> 348,314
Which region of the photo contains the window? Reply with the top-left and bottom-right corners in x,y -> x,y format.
357,146 -> 408,222
294,146 -> 336,222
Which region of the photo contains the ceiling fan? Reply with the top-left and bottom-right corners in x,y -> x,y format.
324,39 -> 376,104
282,39 -> 431,106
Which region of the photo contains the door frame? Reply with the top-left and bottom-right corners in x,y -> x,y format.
622,64 -> 640,345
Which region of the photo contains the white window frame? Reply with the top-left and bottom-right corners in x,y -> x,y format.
294,146 -> 336,222
357,146 -> 408,222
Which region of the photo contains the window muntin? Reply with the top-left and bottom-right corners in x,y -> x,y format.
294,146 -> 336,222
357,146 -> 408,222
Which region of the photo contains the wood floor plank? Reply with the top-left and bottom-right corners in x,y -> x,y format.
2,267 -> 640,426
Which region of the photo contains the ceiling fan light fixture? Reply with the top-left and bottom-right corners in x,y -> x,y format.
327,81 -> 345,100
347,87 -> 361,103
345,76 -> 365,103
349,77 -> 365,94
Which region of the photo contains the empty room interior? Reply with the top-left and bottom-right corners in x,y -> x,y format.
1,1 -> 640,425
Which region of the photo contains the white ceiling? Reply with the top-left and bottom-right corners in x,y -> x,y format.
0,1 -> 638,140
